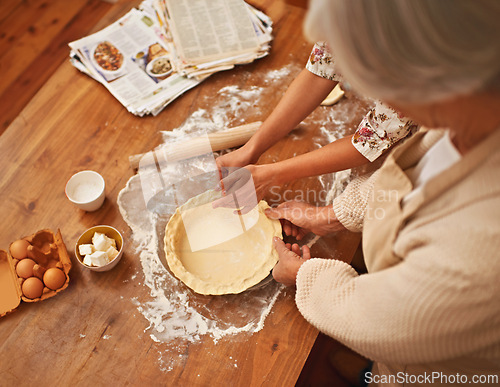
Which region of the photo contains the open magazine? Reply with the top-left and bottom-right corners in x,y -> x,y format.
68,0 -> 272,116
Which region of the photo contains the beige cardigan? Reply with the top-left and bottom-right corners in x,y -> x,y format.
296,128 -> 500,385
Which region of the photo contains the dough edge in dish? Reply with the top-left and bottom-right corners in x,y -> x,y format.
164,190 -> 282,295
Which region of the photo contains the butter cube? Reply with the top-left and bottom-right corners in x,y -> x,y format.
83,255 -> 93,266
88,251 -> 109,267
106,246 -> 119,261
79,244 -> 95,256
93,233 -> 113,252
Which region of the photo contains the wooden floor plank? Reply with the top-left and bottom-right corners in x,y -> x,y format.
0,0 -> 88,94
0,0 -> 35,25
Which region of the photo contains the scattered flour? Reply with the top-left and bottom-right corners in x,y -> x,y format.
117,64 -> 368,371
263,67 -> 292,83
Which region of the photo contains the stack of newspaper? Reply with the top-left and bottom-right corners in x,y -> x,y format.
68,0 -> 272,116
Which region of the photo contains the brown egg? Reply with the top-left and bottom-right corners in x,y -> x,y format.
15,258 -> 37,279
22,277 -> 44,299
10,239 -> 30,259
43,267 -> 66,290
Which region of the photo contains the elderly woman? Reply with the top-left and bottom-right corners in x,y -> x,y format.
266,0 -> 500,385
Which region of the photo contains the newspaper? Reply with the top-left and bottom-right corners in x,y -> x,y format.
69,8 -> 200,116
68,0 -> 272,116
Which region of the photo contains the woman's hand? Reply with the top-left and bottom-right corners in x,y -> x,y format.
272,237 -> 311,287
265,201 -> 346,240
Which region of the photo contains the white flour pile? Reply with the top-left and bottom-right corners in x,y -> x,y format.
117,64 -> 370,371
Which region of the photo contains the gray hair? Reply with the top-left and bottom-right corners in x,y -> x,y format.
304,0 -> 500,104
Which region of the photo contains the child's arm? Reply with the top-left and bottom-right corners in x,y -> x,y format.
243,135 -> 369,201
217,68 -> 337,168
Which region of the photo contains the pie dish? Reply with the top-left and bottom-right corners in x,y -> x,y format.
164,190 -> 282,295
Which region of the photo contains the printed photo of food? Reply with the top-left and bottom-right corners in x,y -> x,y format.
90,40 -> 127,82
94,41 -> 124,71
145,43 -> 173,81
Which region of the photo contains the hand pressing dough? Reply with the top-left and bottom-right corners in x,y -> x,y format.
164,190 -> 282,295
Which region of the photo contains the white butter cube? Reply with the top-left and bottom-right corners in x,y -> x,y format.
83,255 -> 93,266
93,232 -> 113,252
106,246 -> 119,261
88,251 -> 109,267
79,244 -> 95,256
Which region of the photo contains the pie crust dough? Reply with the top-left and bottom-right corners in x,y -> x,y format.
320,84 -> 345,106
164,190 -> 282,295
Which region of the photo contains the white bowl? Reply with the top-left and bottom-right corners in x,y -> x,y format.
65,170 -> 105,212
75,225 -> 124,272
146,56 -> 172,78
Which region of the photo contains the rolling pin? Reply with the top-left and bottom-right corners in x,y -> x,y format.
129,121 -> 262,170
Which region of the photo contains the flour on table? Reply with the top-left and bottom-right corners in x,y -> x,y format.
117,64 -> 364,371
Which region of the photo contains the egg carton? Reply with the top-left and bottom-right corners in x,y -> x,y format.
0,229 -> 71,317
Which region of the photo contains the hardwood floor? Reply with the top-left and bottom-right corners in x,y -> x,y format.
0,0 -> 115,135
297,334 -> 354,387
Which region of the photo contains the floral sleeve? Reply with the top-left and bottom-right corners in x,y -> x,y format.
352,101 -> 419,162
306,43 -> 418,161
306,42 -> 339,81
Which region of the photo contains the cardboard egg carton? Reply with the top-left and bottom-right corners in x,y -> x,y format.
0,229 -> 71,317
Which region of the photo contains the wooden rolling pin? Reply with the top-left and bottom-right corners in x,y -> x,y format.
129,121 -> 262,170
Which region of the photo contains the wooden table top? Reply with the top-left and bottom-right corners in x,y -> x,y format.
0,1 -> 367,385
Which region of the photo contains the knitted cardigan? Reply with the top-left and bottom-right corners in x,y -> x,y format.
296,128 -> 500,385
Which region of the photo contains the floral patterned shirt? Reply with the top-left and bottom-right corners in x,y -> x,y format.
306,42 -> 419,161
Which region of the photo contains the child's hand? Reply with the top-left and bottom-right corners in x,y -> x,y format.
213,165 -> 278,212
216,146 -> 257,177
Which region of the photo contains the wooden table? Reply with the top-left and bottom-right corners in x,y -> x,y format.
0,1 -> 366,385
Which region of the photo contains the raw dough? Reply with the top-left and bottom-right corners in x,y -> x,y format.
320,84 -> 345,106
164,190 -> 282,295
